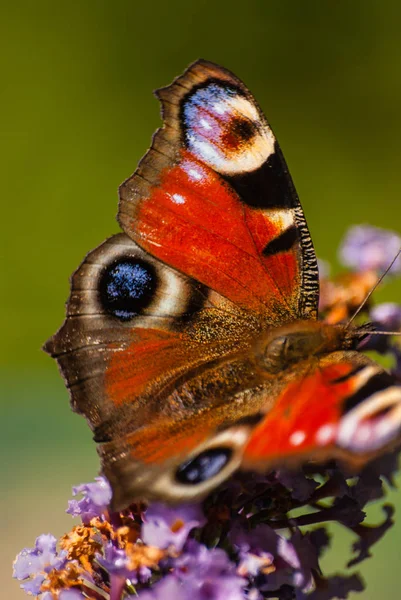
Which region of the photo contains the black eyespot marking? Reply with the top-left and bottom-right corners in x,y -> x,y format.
343,371 -> 395,413
99,258 -> 157,320
262,226 -> 298,257
222,118 -> 257,150
175,448 -> 232,484
231,118 -> 256,140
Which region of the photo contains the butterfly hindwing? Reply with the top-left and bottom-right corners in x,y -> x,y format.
243,353 -> 401,469
100,349 -> 401,508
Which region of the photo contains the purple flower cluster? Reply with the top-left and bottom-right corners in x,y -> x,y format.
13,463 -> 399,600
13,224 -> 401,599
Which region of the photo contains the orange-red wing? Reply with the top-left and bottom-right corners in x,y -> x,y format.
104,326 -> 247,410
119,60 -> 319,323
243,358 -> 401,468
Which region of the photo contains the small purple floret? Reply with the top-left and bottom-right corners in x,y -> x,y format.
231,523 -> 315,593
13,534 -> 67,594
97,542 -> 151,583
41,587 -> 87,599
175,540 -> 246,600
339,225 -> 401,273
59,591 -> 87,600
135,540 -> 246,599
141,502 -> 206,551
66,476 -> 112,523
134,575 -> 188,600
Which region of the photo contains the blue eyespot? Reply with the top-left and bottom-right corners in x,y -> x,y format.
99,258 -> 156,320
175,448 -> 232,484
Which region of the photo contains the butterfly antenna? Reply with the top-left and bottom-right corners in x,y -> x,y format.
346,248 -> 401,328
357,329 -> 401,337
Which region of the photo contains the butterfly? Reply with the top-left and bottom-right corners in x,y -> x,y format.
45,60 -> 401,510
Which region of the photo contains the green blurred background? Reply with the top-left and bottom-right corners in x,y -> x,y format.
3,1 -> 401,597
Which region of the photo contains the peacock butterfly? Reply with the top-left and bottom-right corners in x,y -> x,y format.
45,60 -> 401,510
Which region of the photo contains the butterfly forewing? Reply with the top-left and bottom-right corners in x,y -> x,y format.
118,59 -> 319,322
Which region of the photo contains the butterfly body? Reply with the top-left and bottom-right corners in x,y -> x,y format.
45,60 -> 401,510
